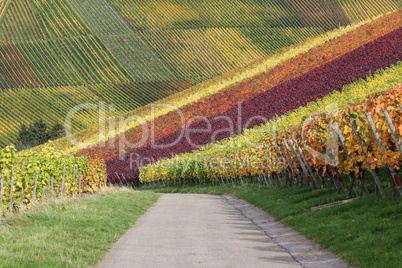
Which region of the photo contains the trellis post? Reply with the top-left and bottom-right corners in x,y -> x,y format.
61,165 -> 66,198
350,118 -> 386,199
0,169 -> 4,222
32,171 -> 38,206
9,165 -> 14,215
366,112 -> 402,198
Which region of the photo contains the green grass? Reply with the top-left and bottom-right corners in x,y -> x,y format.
153,183 -> 401,267
0,187 -> 160,267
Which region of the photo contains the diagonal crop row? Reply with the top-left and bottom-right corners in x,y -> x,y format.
0,0 -> 92,43
101,33 -> 175,82
76,11 -> 402,161
0,35 -> 131,90
0,0 -> 42,42
70,0 -> 132,36
31,11 -> 401,155
139,83 -> 402,206
103,25 -> 402,181
0,83 -> 142,148
139,26 -> 325,84
106,0 -> 398,30
0,42 -> 43,89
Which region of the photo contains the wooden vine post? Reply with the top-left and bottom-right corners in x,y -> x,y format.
216,163 -> 226,186
301,131 -> 326,188
61,165 -> 66,198
32,171 -> 38,206
46,180 -> 50,202
9,165 -> 14,215
261,147 -> 280,187
262,144 -> 276,186
221,160 -> 234,186
73,165 -> 78,198
0,169 -> 4,222
281,140 -> 301,185
349,118 -> 386,199
20,163 -> 25,212
292,135 -> 319,187
331,123 -> 361,197
41,185 -> 45,202
382,109 -> 402,196
366,112 -> 402,198
78,171 -> 82,198
274,143 -> 293,185
287,139 -> 314,190
51,176 -> 54,201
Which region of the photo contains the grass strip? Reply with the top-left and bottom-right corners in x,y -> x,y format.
0,187 -> 160,267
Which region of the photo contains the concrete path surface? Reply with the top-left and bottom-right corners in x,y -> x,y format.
98,194 -> 348,268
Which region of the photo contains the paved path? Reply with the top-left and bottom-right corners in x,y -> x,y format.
98,194 -> 348,268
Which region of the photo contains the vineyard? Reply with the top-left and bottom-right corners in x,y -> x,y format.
0,144 -> 107,220
75,11 -> 402,179
0,2 -> 400,267
140,73 -> 402,191
0,3 -> 401,267
0,0 -> 399,149
0,1 -> 401,199
35,13 -> 393,156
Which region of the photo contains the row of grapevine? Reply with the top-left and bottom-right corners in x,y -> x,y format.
0,83 -> 142,148
76,11 -> 402,163
338,0 -> 399,24
66,0 -> 179,83
107,0 -> 205,30
116,80 -> 192,106
0,35 -> 131,90
64,15 -> 380,155
102,25 -> 402,180
106,0 -> 398,31
283,0 -> 350,29
139,26 -> 324,84
0,0 -> 91,43
70,0 -> 132,36
238,26 -> 324,52
0,42 -> 43,89
0,145 -> 107,218
139,84 -> 402,202
0,86 -> 100,148
26,11 -> 401,155
68,0 -> 321,84
0,79 -> 193,148
140,28 -> 235,83
0,0 -> 41,42
0,0 -> 8,18
100,33 -> 175,82
153,64 -> 402,173
30,0 -> 92,39
91,0 -> 399,85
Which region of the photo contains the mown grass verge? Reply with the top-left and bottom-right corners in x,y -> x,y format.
0,187 -> 160,267
154,181 -> 401,267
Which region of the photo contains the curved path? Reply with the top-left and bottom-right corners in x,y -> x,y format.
98,194 -> 349,268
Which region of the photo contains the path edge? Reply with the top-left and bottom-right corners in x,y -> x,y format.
223,194 -> 354,268
96,193 -> 163,267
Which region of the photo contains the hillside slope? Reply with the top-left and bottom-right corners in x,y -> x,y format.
0,0 -> 399,148
71,11 -> 402,181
